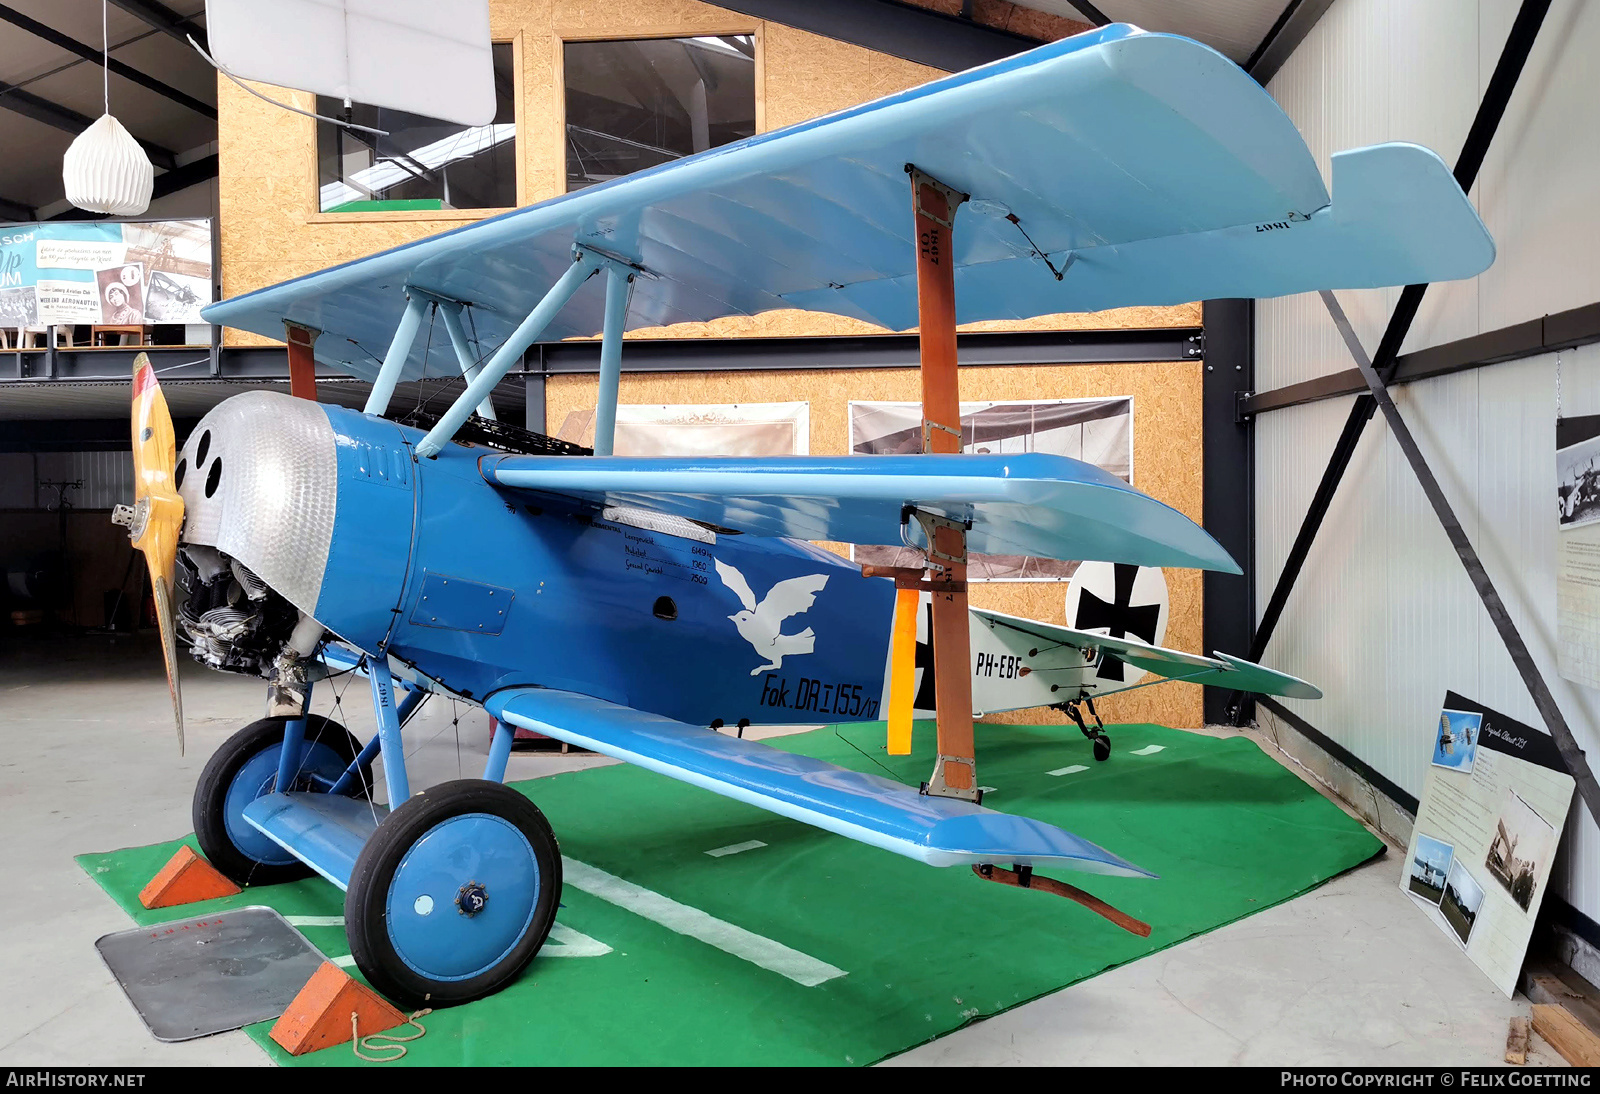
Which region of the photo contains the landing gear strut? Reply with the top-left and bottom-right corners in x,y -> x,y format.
1055,694 -> 1111,761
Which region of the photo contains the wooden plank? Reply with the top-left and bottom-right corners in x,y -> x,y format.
1532,1003 -> 1600,1067
910,167 -> 977,799
912,169 -> 963,456
1505,1015 -> 1530,1066
1523,960 -> 1600,1036
284,323 -> 319,401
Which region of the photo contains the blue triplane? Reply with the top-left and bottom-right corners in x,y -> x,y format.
117,23 -> 1492,1006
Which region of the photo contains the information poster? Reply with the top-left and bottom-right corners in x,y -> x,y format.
1401,692 -> 1574,996
1558,414 -> 1600,688
0,219 -> 212,327
848,397 -> 1133,581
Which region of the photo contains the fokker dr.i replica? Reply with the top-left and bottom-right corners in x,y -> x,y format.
119,24 -> 1492,1006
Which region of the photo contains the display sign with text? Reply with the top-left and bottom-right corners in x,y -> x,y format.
1402,692 -> 1574,995
0,219 -> 212,328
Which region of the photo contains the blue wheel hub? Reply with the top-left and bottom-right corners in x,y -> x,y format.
223,738 -> 351,867
456,881 -> 488,917
385,814 -> 540,982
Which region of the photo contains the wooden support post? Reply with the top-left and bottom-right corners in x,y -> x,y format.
285,322 -> 319,402
908,165 -> 975,800
911,167 -> 964,456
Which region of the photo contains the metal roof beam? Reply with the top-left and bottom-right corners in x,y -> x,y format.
106,0 -> 207,52
0,3 -> 216,120
0,195 -> 34,222
0,79 -> 178,170
1245,0 -> 1338,86
711,0 -> 1045,71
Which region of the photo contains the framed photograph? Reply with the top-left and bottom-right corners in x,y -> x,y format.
1559,417 -> 1600,530
1432,708 -> 1483,773
1485,790 -> 1557,913
1441,861 -> 1486,947
1407,833 -> 1454,906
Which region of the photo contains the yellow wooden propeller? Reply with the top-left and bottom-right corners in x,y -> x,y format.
121,353 -> 186,753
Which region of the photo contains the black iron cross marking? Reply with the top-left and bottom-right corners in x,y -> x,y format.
913,602 -> 937,711
1076,564 -> 1161,682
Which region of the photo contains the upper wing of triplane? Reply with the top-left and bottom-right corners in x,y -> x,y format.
201,23 -> 1493,384
485,686 -> 1156,877
480,451 -> 1240,572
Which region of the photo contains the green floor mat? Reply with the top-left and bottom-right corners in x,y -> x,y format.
77,721 -> 1382,1066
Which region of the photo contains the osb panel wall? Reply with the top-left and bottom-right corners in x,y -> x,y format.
216,0 -> 1198,346
546,361 -> 1207,728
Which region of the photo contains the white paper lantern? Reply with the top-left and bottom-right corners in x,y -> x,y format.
63,114 -> 153,216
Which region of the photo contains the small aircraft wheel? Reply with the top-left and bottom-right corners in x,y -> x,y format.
346,780 -> 561,1007
1092,735 -> 1112,762
193,714 -> 371,886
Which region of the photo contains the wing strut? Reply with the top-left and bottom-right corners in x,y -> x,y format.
593,263 -> 636,455
413,244 -> 639,458
908,165 -> 980,802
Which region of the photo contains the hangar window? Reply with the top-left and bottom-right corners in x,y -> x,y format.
564,35 -> 757,192
314,42 -> 518,214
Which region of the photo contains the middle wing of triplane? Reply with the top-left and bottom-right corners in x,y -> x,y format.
481,451 -> 1239,573
485,687 -> 1155,878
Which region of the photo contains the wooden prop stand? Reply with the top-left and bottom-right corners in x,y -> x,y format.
284,322 -> 320,401
908,165 -> 976,801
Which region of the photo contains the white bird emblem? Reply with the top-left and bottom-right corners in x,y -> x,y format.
715,559 -> 830,675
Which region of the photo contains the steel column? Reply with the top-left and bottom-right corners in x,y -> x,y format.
592,264 -> 635,456
1201,299 -> 1254,724
363,294 -> 428,417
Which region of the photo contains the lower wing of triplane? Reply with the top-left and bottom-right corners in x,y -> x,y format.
485,687 -> 1156,879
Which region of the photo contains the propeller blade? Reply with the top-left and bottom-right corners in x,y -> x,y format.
128,353 -> 186,753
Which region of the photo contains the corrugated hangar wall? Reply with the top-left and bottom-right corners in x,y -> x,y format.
1255,0 -> 1600,919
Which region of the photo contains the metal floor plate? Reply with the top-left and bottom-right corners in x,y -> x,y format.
95,906 -> 328,1042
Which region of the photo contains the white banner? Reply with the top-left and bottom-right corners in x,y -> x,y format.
35,239 -> 126,270
35,279 -> 102,324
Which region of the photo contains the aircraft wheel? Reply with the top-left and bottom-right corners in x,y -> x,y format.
1092,735 -> 1112,762
346,780 -> 561,1007
193,715 -> 370,886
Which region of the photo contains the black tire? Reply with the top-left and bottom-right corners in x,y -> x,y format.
193,714 -> 370,886
346,780 -> 562,1007
1092,734 -> 1112,762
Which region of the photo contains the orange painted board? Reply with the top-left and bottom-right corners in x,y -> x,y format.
886,586 -> 919,755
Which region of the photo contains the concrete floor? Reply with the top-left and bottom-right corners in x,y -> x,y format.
0,633 -> 1565,1067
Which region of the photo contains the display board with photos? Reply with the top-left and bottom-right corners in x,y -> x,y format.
0,219 -> 213,330
553,402 -> 810,458
1401,692 -> 1575,995
1557,414 -> 1600,688
848,397 -> 1133,580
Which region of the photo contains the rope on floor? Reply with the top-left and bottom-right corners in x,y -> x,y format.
352,1008 -> 432,1063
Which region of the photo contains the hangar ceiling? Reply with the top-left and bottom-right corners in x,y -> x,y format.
0,0 -> 1327,437
0,0 -> 215,221
1009,1 -> 1296,63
